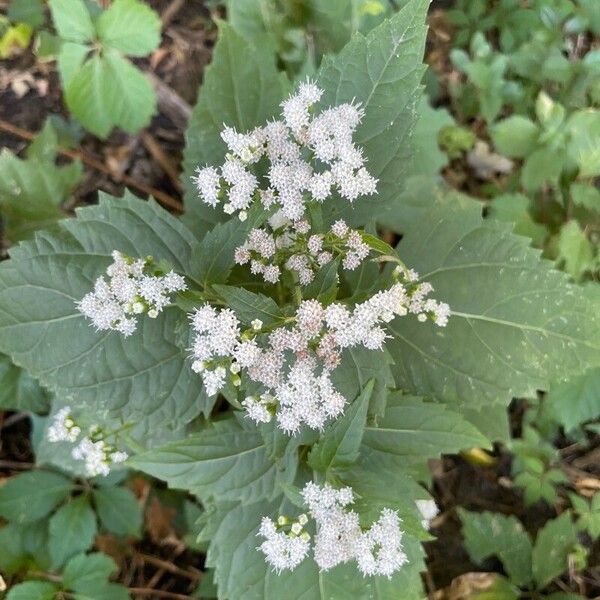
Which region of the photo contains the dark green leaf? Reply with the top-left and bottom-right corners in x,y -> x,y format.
63,552 -> 117,593
93,486 -> 142,537
48,0 -> 94,43
7,581 -> 58,600
213,285 -> 284,326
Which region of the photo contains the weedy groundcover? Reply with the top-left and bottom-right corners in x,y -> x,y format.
1,0 -> 600,598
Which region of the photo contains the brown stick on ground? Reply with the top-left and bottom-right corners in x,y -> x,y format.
0,119 -> 184,213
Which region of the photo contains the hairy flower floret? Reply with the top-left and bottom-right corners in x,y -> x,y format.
192,81 -> 378,222
72,437 -> 128,478
259,482 -> 407,578
77,251 -> 186,336
47,406 -> 81,443
258,516 -> 311,573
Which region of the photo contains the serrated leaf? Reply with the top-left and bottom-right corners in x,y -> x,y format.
388,198 -> 600,409
0,194 -> 211,433
181,21 -> 289,234
65,51 -> 156,138
206,496 -> 426,600
459,509 -> 533,587
362,393 -> 489,479
308,380 -> 373,472
532,511 -> 579,587
48,0 -> 94,43
316,0 -> 429,227
96,0 -> 160,56
130,416 -> 296,503
213,285 -> 284,326
7,581 -> 58,600
49,495 -> 97,568
63,552 -> 116,593
93,486 -> 142,537
0,471 -> 73,524
0,353 -> 48,412
546,367 -> 600,432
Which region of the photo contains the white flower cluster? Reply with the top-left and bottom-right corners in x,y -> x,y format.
234,218 -> 370,285
189,272 -> 449,434
46,409 -> 127,478
258,514 -> 311,574
77,251 -> 186,337
258,482 -> 407,578
192,81 -> 377,222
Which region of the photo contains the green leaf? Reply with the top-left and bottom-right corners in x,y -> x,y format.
0,524 -> 27,575
130,416 -> 296,503
308,380 -> 373,472
96,0 -> 160,56
0,471 -> 73,524
71,583 -> 131,600
566,110 -> 600,177
0,353 -> 48,412
7,581 -> 58,600
0,194 -> 210,433
556,221 -> 594,281
206,497 -> 426,600
545,367 -> 600,432
213,285 -> 284,327
0,127 -> 82,242
488,193 -> 547,245
181,21 -> 289,234
63,552 -> 117,593
459,509 -> 533,587
362,393 -> 489,479
302,258 -> 340,302
388,198 -> 600,410
48,0 -> 94,43
470,576 -> 520,600
571,183 -> 600,212
93,486 -> 142,537
48,495 -> 97,568
316,0 -> 429,226
532,511 -> 579,587
8,0 -> 44,29
522,147 -> 565,192
57,41 -> 90,88
65,51 -> 156,138
491,116 -> 540,158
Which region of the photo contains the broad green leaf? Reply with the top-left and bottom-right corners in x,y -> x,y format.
522,147 -> 565,192
48,495 -> 97,568
0,194 -> 211,432
362,393 -> 489,479
0,353 -> 48,412
491,116 -> 539,158
0,133 -> 82,242
7,581 -> 58,600
96,0 -> 160,56
459,509 -> 533,587
57,41 -> 90,88
65,51 -> 156,138
566,110 -> 600,177
0,524 -> 27,575
303,258 -> 340,302
308,380 -> 373,472
545,367 -> 600,432
556,221 -> 594,281
0,471 -> 73,524
130,416 -> 296,503
532,511 -> 579,587
488,193 -> 547,245
70,583 -> 131,600
93,486 -> 142,537
331,345 -> 394,420
308,0 -> 362,55
317,0 -> 429,226
63,552 -> 117,593
48,0 -> 94,43
213,285 -> 284,327
206,497 -> 426,600
182,22 -> 289,234
388,199 -> 600,409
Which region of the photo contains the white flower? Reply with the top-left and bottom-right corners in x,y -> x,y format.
242,395 -> 273,424
258,517 -> 310,573
71,437 -> 126,478
47,407 -> 81,443
416,499 -> 439,529
192,165 -> 221,207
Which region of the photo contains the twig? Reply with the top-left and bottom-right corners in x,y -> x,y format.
129,588 -> 192,599
148,72 -> 192,131
141,132 -> 183,192
136,552 -> 200,581
0,460 -> 34,470
0,119 -> 183,213
0,412 -> 29,430
161,0 -> 186,27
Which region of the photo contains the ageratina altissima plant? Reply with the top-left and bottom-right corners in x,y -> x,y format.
76,83 -> 449,579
